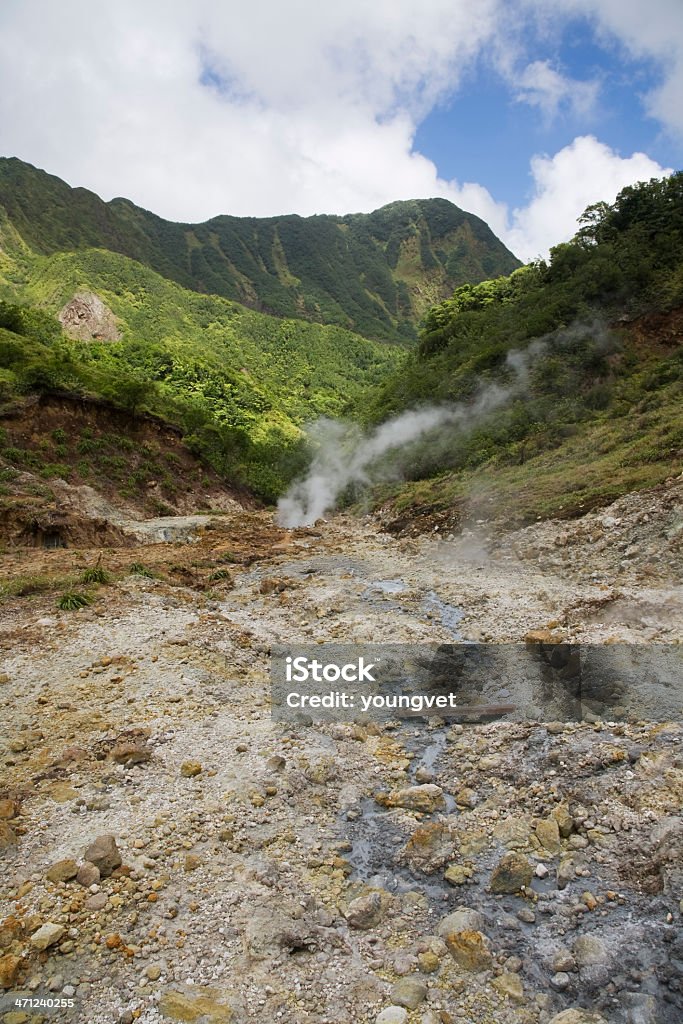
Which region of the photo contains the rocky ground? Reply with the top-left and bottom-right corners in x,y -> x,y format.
0,478 -> 681,1024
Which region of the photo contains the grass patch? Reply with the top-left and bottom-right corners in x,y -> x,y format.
80,564 -> 111,585
208,568 -> 232,581
129,561 -> 154,578
57,591 -> 91,611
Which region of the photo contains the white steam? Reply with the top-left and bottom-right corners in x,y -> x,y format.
276,322 -> 612,528
277,380 -> 513,528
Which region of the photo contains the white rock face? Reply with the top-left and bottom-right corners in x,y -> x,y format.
59,291 -> 121,341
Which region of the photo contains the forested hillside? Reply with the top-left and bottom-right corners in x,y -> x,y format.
0,223 -> 401,499
0,158 -> 520,341
362,174 -> 683,526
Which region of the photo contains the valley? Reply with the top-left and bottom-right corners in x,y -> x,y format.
0,164 -> 681,1024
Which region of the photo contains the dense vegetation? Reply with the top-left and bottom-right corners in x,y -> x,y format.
1,163 -> 680,524
363,173 -> 683,522
0,159 -> 520,341
0,228 -> 401,499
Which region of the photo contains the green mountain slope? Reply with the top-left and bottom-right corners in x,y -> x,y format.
0,158 -> 520,341
359,173 -> 683,526
0,222 -> 401,499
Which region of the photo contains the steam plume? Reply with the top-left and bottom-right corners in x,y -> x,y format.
276,322 -> 612,528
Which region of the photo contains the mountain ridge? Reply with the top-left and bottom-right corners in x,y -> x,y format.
0,157 -> 521,341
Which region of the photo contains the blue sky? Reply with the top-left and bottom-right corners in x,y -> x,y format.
0,1 -> 681,260
415,24 -> 680,214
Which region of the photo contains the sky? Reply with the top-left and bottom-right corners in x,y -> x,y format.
0,0 -> 681,261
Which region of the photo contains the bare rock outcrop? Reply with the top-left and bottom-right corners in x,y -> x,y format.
59,291 -> 121,341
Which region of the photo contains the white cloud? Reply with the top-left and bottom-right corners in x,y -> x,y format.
503,136 -> 671,260
513,60 -> 599,119
0,0 -> 677,266
524,0 -> 683,136
0,0 -> 499,220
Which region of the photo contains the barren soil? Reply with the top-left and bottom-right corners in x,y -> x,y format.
0,480 -> 681,1024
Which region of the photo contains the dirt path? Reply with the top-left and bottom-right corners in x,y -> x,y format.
0,497 -> 681,1024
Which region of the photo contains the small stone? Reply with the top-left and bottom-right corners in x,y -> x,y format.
492,972 -> 524,1002
0,917 -> 23,948
553,803 -> 574,838
46,858 -> 79,883
84,893 -> 107,911
83,835 -> 122,877
0,798 -> 18,819
47,974 -> 64,992
455,786 -> 478,808
0,953 -> 22,989
184,854 -> 202,872
417,951 -> 440,973
180,761 -> 202,778
444,929 -> 492,972
551,972 -> 571,991
444,864 -> 473,886
493,816 -> 532,848
525,629 -> 567,643
30,923 -> 66,951
376,1009 -> 408,1024
390,976 -> 427,1009
376,784 -> 445,813
535,863 -> 549,878
557,856 -> 576,890
145,964 -> 162,981
547,1010 -> 607,1024
436,908 -> 485,937
76,862 -> 100,887
0,822 -> 17,849
535,818 -> 561,855
158,990 -> 235,1022
572,934 -> 608,968
552,949 -> 577,973
490,852 -> 533,893
111,741 -> 151,766
344,892 -> 385,929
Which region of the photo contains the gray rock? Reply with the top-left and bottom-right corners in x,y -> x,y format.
84,893 -> 107,911
376,1009 -> 408,1024
552,948 -> 577,972
344,892 -> 385,929
572,934 -> 608,967
490,852 -> 533,893
436,907 -> 485,937
557,856 -> 577,890
30,923 -> 65,951
547,1010 -> 607,1024
83,834 -> 121,877
390,976 -> 428,1009
76,862 -> 100,887
550,972 -> 571,991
